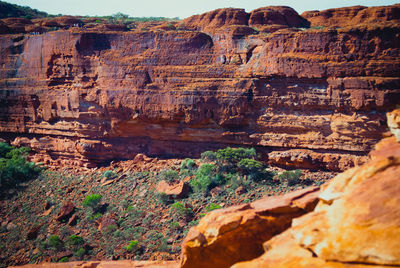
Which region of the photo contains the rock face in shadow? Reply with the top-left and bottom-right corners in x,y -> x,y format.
231,109 -> 400,267
0,4 -> 399,170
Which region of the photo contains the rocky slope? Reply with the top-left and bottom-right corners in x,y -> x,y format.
178,108 -> 400,267
1,4 -> 399,171
11,108 -> 400,267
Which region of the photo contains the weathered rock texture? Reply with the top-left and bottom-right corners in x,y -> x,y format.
1,4 -> 399,170
180,186 -> 320,268
231,110 -> 400,267
303,4 -> 400,27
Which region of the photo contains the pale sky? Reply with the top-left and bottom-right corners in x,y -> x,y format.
4,0 -> 399,19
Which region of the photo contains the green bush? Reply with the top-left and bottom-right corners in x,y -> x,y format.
103,170 -> 116,179
125,240 -> 139,252
216,147 -> 256,173
74,247 -> 86,259
237,158 -> 265,181
277,170 -> 302,186
216,147 -> 256,164
67,235 -> 84,247
160,169 -> 179,182
82,194 -> 102,212
237,158 -> 263,174
190,164 -> 217,192
205,203 -> 221,212
180,158 -> 197,171
171,202 -> 193,220
58,257 -> 69,262
47,235 -> 63,251
0,143 -> 43,188
200,150 -> 217,162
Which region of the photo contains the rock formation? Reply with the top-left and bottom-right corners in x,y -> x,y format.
303,4 -> 400,27
1,4 -> 399,170
232,109 -> 400,267
174,108 -> 400,267
180,186 -> 320,268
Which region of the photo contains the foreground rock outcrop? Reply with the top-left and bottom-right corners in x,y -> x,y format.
228,110 -> 400,267
180,186 -> 320,268
1,4 -> 399,171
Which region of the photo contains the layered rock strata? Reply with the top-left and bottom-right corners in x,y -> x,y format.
230,110 -> 400,267
1,5 -> 399,170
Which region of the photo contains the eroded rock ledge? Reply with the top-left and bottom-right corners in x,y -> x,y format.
1,4 -> 399,170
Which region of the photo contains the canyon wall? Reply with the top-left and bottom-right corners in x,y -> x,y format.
0,5 -> 399,170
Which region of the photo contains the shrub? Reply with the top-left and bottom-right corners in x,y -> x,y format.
125,240 -> 139,252
0,143 -> 43,188
82,194 -> 102,212
205,203 -> 221,212
103,170 -> 116,179
277,170 -> 302,186
237,158 -> 265,181
58,257 -> 69,262
74,247 -> 86,259
216,147 -> 256,164
171,202 -> 193,220
216,147 -> 256,173
67,235 -> 84,247
190,164 -> 217,192
0,142 -> 12,157
200,150 -> 217,162
157,192 -> 172,205
237,158 -> 263,174
170,221 -> 180,230
47,235 -> 63,251
180,158 -> 197,171
160,169 -> 179,182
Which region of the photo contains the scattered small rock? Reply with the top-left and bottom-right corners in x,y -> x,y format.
97,215 -> 117,231
56,201 -> 75,221
156,180 -> 189,199
210,186 -> 223,197
67,214 -> 78,226
235,186 -> 247,195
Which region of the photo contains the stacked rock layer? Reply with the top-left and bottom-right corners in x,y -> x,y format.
1,4 -> 399,170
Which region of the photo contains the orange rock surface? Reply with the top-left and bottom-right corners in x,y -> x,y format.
232,110 -> 400,267
0,4 -> 399,170
180,186 -> 320,268
302,4 -> 400,28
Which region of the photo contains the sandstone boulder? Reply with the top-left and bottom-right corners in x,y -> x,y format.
387,109 -> 400,142
180,186 -> 320,268
233,114 -> 400,267
156,180 -> 189,199
55,202 -> 75,222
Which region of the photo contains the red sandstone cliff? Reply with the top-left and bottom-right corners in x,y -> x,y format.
0,5 -> 399,170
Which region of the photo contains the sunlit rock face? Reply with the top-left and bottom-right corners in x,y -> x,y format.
232,109 -> 400,268
1,5 -> 399,170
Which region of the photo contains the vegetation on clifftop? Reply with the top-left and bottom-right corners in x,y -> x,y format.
0,1 -> 48,19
